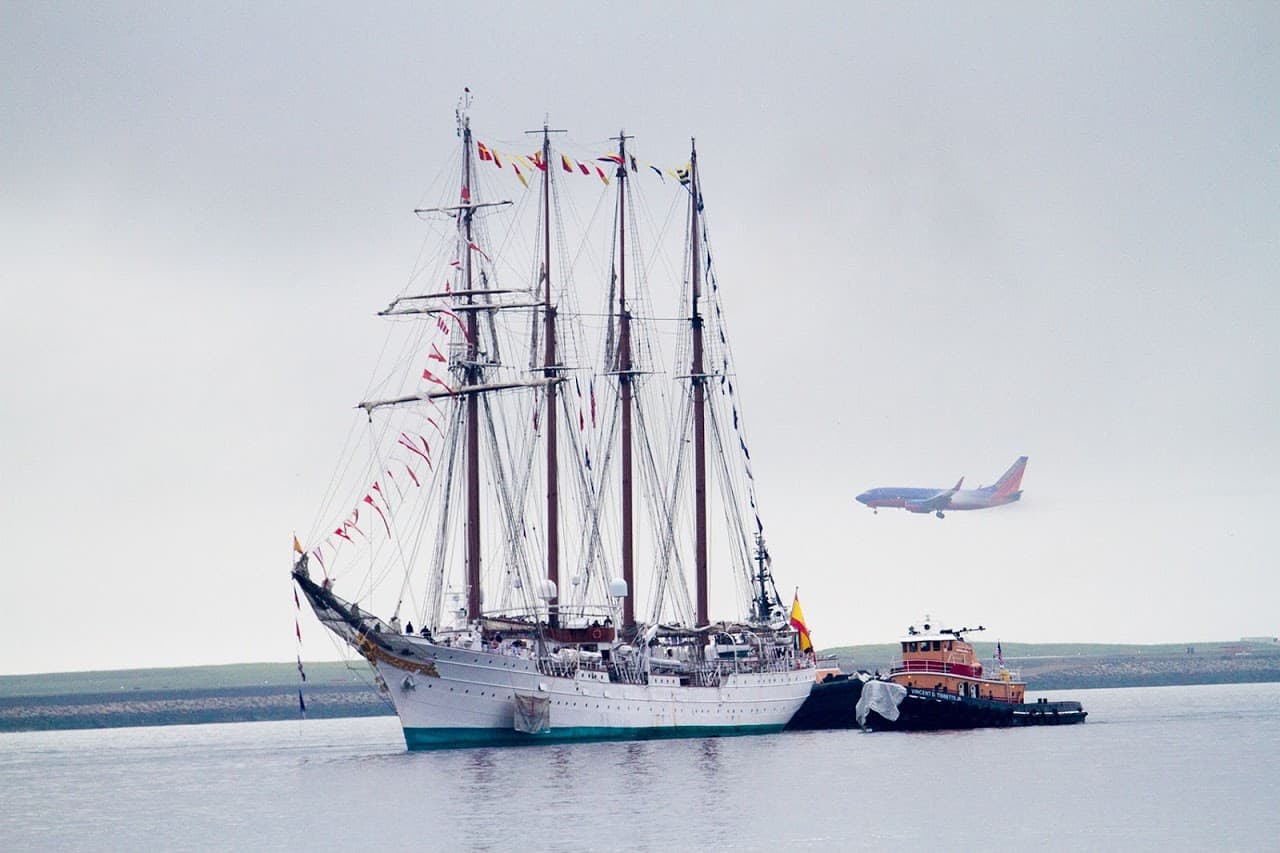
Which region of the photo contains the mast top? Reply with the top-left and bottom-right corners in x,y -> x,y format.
524,123 -> 567,136
455,88 -> 473,137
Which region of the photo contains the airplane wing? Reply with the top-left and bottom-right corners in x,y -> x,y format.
904,477 -> 964,513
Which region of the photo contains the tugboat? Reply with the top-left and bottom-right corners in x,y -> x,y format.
787,621 -> 1087,731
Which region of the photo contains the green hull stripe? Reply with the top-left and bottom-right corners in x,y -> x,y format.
403,723 -> 785,750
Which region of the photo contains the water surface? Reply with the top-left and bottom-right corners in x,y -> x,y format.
3,683 -> 1277,851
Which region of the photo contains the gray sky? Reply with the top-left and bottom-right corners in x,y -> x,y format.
3,2 -> 1277,675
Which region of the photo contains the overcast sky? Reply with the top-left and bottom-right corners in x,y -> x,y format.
3,2 -> 1277,675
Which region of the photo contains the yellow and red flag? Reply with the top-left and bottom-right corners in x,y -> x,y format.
790,593 -> 813,653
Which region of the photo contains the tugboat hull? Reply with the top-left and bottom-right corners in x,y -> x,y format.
787,679 -> 1087,732
786,675 -> 866,730
862,687 -> 1017,731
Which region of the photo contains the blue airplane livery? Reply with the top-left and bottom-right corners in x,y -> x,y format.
856,456 -> 1028,518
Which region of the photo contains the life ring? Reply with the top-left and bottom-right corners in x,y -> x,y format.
589,627 -> 604,641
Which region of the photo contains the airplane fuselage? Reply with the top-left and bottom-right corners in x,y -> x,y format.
856,457 -> 1028,517
855,487 -> 1022,512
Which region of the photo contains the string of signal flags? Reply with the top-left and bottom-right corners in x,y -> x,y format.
298,141 -> 693,576
475,139 -> 691,189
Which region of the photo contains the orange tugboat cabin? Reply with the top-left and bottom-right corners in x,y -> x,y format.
888,622 -> 1024,703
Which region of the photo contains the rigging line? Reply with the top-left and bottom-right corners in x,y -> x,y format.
374,407 -> 449,602
634,180 -> 687,305
635,398 -> 694,625
574,378 -> 622,611
308,311 -> 430,555
646,392 -> 694,625
556,311 -> 696,322
630,394 -> 672,618
366,417 -> 417,621
696,232 -> 768,543
558,178 -> 612,300
706,400 -> 757,612
515,398 -> 549,595
423,400 -> 466,632
306,406 -> 366,560
666,392 -> 698,599
555,379 -> 610,614
478,389 -> 540,616
314,618 -> 396,711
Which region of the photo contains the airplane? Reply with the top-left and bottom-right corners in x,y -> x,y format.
855,456 -> 1028,518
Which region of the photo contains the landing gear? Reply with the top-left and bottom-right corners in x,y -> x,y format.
935,511 -> 945,519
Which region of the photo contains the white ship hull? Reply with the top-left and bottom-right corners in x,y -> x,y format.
368,637 -> 815,749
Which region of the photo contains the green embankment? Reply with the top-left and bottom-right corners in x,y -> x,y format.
0,661 -> 370,698
824,641 -> 1218,667
825,640 -> 1280,690
2,641 -> 1277,733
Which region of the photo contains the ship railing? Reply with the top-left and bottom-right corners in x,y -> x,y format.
607,662 -> 649,685
889,660 -> 986,678
536,659 -> 578,679
752,657 -> 788,674
535,655 -> 798,685
890,660 -> 951,676
689,665 -> 723,687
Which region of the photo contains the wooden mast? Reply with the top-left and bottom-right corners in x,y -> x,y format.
538,122 -> 562,627
615,130 -> 635,630
689,140 -> 708,626
461,115 -> 483,622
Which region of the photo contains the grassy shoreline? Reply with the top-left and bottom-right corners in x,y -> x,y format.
3,641 -> 1277,733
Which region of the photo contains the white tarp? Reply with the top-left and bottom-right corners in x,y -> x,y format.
855,680 -> 908,728
513,693 -> 551,734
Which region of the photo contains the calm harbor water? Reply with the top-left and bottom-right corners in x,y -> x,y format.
3,682 -> 1278,851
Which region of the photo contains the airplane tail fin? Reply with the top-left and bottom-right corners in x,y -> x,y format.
992,457 -> 1028,497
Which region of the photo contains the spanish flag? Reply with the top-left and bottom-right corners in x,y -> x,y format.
789,593 -> 813,653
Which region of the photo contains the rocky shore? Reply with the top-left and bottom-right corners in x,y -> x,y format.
1012,648 -> 1280,690
3,643 -> 1277,733
838,642 -> 1280,692
0,685 -> 390,732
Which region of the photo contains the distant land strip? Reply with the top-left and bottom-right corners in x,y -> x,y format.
1,642 -> 1277,733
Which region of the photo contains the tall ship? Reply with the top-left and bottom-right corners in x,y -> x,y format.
292,95 -> 815,749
